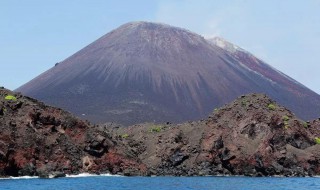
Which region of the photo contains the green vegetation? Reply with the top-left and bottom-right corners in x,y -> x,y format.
283,115 -> 290,129
302,122 -> 308,128
241,100 -> 248,107
149,125 -> 162,133
240,96 -> 247,106
267,104 -> 276,110
282,115 -> 289,121
315,137 -> 320,144
121,134 -> 129,139
4,95 -> 17,101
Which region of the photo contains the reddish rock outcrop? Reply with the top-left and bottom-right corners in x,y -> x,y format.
1,86 -> 320,177
111,94 -> 320,176
0,88 -> 146,178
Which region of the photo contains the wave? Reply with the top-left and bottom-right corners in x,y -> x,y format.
0,176 -> 39,180
0,173 -> 121,180
65,173 -> 122,178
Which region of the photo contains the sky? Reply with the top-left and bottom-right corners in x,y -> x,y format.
1,0 -> 319,93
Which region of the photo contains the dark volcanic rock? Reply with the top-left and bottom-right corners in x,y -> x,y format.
0,88 -> 146,178
16,22 -> 320,125
111,94 -> 320,176
1,86 -> 320,177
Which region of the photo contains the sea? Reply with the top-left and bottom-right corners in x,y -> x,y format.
1,174 -> 320,190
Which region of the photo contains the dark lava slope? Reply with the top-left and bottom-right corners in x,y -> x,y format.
17,22 -> 320,125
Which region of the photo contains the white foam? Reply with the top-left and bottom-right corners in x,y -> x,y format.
0,173 -> 121,180
65,173 -> 122,178
0,176 -> 39,180
100,173 -> 122,177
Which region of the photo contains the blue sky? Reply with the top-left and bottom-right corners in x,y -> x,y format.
1,0 -> 319,94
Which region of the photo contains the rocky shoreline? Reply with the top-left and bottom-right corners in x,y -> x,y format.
111,94 -> 320,177
1,88 -> 320,178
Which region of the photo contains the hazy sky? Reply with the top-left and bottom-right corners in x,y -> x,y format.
1,0 -> 319,94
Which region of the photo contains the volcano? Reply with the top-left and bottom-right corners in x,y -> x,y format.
17,22 -> 320,125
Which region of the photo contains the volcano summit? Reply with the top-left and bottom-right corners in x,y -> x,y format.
17,22 -> 320,125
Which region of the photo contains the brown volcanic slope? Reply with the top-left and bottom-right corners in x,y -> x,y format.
17,22 -> 320,125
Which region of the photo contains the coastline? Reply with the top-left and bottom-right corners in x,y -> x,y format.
1,173 -> 319,180
0,173 -> 122,180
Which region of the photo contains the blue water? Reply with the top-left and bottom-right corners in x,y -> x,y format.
1,176 -> 320,190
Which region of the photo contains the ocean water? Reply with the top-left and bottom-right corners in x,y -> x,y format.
1,175 -> 320,190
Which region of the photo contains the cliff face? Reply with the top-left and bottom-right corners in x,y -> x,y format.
1,87 -> 320,177
112,94 -> 320,176
16,22 -> 320,125
0,88 -> 146,177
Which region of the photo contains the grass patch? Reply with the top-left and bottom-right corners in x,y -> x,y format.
267,104 -> 276,110
149,125 -> 162,133
121,134 -> 129,139
282,115 -> 289,121
283,115 -> 290,129
315,137 -> 320,144
4,95 -> 17,101
241,100 -> 248,107
302,122 -> 308,128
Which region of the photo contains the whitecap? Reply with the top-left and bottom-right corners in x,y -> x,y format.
65,173 -> 122,178
0,176 -> 39,180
